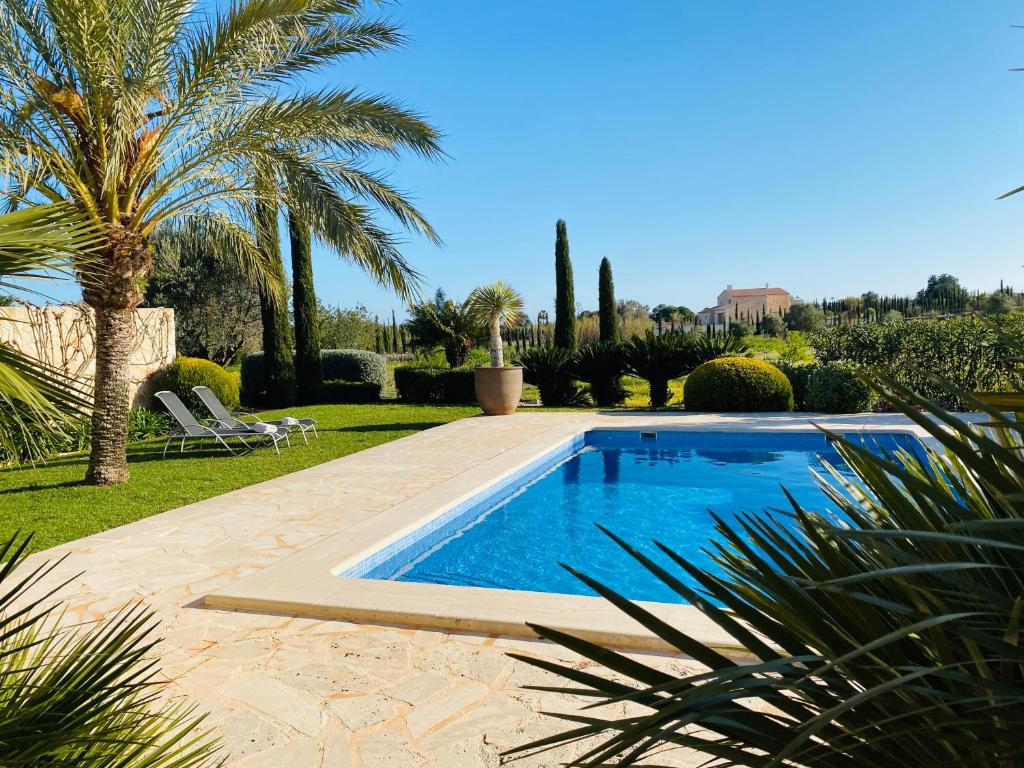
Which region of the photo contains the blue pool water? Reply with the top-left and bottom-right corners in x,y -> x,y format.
344,431 -> 920,604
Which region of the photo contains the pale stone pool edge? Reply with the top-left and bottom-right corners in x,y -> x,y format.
205,412 -> 932,653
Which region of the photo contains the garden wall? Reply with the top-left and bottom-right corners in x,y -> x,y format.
0,304 -> 175,407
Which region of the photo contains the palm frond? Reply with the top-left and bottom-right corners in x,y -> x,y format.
0,533 -> 223,766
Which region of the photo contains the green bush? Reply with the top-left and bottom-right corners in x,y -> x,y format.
126,408 -> 171,441
684,356 -> 793,412
622,332 -> 697,408
160,356 -> 239,413
804,361 -> 878,413
775,361 -> 813,411
320,349 -> 387,388
297,380 -> 381,405
519,346 -> 585,406
0,410 -> 89,465
811,316 -> 1024,408
242,349 -> 386,406
573,342 -> 625,407
394,366 -> 476,404
0,406 -> 170,465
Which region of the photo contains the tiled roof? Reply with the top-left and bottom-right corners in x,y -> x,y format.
720,287 -> 790,297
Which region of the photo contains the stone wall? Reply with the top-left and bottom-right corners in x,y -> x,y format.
0,304 -> 175,407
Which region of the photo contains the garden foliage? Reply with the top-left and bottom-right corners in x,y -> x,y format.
574,342 -> 626,407
161,356 -> 240,413
242,350 -> 384,406
394,366 -> 476,404
684,356 -> 794,411
805,360 -> 878,413
811,316 -> 1024,407
621,332 -> 696,408
520,347 -> 585,407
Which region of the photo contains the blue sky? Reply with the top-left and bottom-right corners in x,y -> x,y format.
38,1 -> 1024,319
305,0 -> 1024,320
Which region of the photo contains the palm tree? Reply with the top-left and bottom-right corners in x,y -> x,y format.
467,281 -> 524,367
0,203 -> 95,460
406,289 -> 479,368
0,0 -> 442,484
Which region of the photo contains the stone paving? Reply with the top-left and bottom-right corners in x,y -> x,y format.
17,411 -> 927,766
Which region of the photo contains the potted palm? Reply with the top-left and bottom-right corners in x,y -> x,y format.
467,281 -> 525,415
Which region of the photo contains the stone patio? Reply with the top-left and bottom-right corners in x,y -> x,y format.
18,411 -> 928,766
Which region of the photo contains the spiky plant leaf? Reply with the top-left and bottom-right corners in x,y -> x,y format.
0,533 -> 222,766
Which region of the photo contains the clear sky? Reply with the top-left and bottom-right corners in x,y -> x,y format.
35,1 -> 1024,320
306,0 -> 1024,320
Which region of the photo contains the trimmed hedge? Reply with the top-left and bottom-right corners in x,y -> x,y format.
298,380 -> 381,405
242,349 -> 386,406
321,349 -> 387,389
805,361 -> 878,413
684,357 -> 794,412
394,366 -> 477,404
160,356 -> 240,413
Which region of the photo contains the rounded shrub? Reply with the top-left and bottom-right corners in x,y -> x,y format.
160,356 -> 240,413
684,357 -> 794,412
804,361 -> 878,413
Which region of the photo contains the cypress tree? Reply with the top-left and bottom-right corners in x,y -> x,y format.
390,309 -> 399,353
374,318 -> 383,354
598,257 -> 618,342
255,177 -> 295,405
553,219 -> 577,351
288,211 -> 323,390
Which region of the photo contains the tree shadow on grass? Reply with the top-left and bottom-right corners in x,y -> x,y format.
0,477 -> 84,494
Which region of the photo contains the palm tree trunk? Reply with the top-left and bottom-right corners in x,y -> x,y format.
85,305 -> 133,484
489,317 -> 503,367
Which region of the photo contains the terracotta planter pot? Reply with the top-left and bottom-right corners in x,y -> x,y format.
474,366 -> 523,415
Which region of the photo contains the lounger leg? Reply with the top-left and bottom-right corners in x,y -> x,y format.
180,437 -> 186,453
214,433 -> 240,456
300,427 -> 309,445
163,436 -> 174,458
311,425 -> 318,439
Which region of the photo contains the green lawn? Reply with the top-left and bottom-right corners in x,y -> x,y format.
623,375 -> 685,408
0,403 -> 477,552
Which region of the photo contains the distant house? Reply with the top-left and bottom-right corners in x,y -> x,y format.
697,284 -> 792,328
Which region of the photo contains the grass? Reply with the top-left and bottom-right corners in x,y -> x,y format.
0,403 -> 476,552
623,375 -> 685,407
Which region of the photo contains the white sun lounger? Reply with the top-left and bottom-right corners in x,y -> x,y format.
192,385 -> 318,445
155,390 -> 286,456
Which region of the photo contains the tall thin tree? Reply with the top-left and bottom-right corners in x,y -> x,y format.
553,219 -> 577,351
289,212 -> 322,389
598,257 -> 619,342
255,180 -> 295,405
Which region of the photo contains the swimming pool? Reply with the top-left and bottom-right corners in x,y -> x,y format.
342,430 -> 920,604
